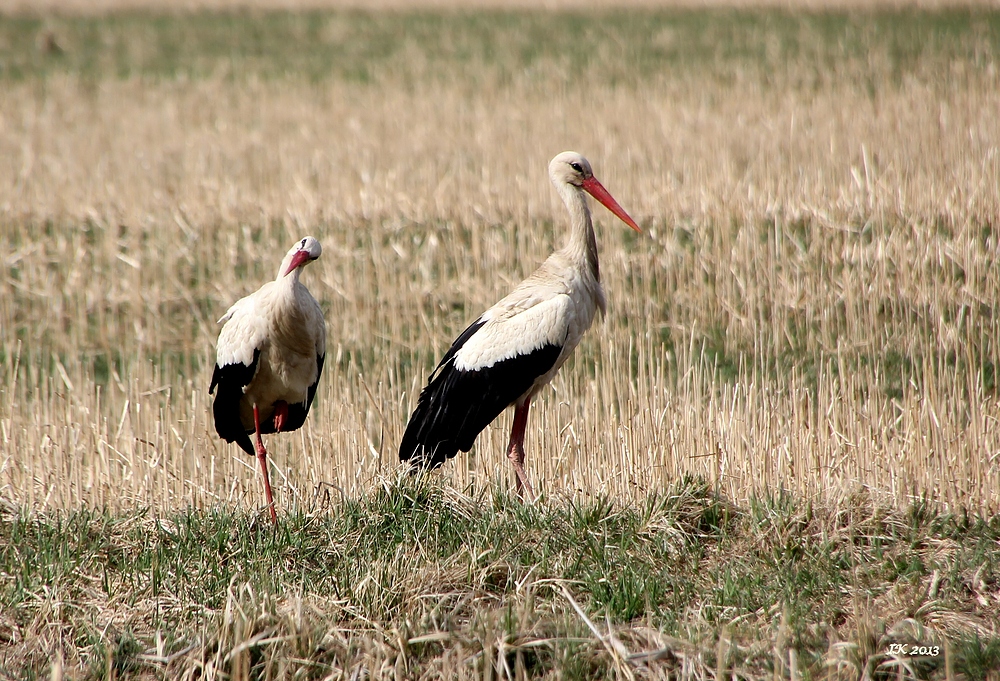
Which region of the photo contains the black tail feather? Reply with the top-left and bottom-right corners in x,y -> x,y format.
210,350 -> 261,458
212,382 -> 255,457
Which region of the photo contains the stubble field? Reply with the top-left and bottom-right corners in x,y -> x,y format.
1,5 -> 999,679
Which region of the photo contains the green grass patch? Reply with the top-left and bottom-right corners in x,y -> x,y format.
2,476 -> 998,678
0,8 -> 997,86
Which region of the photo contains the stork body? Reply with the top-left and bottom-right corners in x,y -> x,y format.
399,152 -> 640,498
210,237 -> 326,523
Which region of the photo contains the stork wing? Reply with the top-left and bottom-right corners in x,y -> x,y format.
212,295 -> 270,375
209,294 -> 270,456
399,294 -> 571,467
451,293 -> 571,372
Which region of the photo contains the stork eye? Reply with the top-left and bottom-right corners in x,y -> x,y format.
569,162 -> 583,173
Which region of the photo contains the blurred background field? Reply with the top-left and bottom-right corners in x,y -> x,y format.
2,3 -> 1000,679
2,0 -> 993,14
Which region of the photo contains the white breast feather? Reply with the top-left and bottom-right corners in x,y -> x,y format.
454,295 -> 572,372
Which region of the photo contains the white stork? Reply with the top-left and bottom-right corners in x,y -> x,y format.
210,236 -> 326,524
399,152 -> 640,499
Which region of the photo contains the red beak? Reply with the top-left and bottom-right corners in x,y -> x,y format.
581,176 -> 641,232
283,249 -> 312,276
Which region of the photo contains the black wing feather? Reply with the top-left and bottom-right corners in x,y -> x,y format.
399,319 -> 562,468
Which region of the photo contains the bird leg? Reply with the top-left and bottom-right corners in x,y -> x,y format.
272,400 -> 289,432
253,403 -> 279,525
506,398 -> 535,501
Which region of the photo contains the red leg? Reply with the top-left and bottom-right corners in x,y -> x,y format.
272,400 -> 289,432
253,403 -> 279,525
506,398 -> 535,501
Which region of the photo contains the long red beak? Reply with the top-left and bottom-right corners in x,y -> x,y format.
581,176 -> 641,232
283,249 -> 311,276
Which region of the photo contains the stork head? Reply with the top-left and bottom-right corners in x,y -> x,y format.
281,236 -> 322,277
549,151 -> 641,233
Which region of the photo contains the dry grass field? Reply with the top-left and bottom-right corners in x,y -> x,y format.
1,5 -> 999,679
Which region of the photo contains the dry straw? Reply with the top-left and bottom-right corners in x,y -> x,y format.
1,23 -> 998,515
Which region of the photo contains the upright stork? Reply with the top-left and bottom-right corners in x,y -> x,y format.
210,236 -> 326,524
399,152 -> 640,499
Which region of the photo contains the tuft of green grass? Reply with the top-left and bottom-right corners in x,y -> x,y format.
2,476 -> 998,678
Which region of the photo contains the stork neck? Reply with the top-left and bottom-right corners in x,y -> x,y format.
275,261 -> 304,291
285,268 -> 304,287
559,182 -> 600,282
276,251 -> 300,281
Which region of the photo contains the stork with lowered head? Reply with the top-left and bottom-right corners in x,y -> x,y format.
210,236 -> 326,524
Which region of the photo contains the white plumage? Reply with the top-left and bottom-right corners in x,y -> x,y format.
453,294 -> 571,371
210,236 -> 326,524
399,152 -> 640,498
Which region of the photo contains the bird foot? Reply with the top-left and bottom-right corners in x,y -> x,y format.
257,449 -> 278,525
507,446 -> 536,502
272,401 -> 289,432
506,400 -> 535,502
253,403 -> 279,526
514,470 -> 536,503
